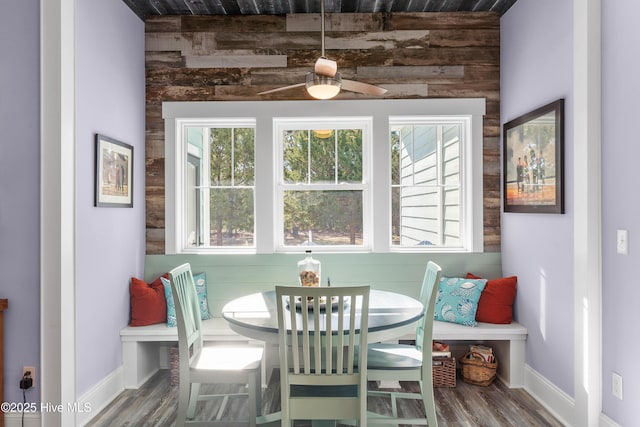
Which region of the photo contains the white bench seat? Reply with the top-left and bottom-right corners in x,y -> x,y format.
120,318 -> 256,388
433,320 -> 527,387
120,318 -> 527,389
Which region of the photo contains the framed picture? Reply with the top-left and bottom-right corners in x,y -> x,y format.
95,134 -> 133,207
503,99 -> 564,214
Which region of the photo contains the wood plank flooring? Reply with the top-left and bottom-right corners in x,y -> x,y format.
86,369 -> 564,427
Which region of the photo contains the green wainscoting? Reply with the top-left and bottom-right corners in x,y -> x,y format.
145,253 -> 502,316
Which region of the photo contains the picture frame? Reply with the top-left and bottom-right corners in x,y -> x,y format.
503,99 -> 564,214
95,134 -> 133,207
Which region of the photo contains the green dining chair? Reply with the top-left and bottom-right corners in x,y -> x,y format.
275,285 -> 370,427
169,263 -> 264,427
366,261 -> 443,426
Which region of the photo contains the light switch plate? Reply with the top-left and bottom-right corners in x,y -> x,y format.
617,229 -> 628,255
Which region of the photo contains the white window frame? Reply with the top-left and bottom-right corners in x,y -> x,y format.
389,116 -> 473,252
163,99 -> 485,254
170,118 -> 257,254
273,117 -> 373,252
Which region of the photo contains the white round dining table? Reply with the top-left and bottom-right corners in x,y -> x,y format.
221,288 -> 424,344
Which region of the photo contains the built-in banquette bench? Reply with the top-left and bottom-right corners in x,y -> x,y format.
120,317 -> 527,389
123,253 -> 527,388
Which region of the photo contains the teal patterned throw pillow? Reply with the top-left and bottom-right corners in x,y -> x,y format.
434,276 -> 487,327
161,272 -> 212,327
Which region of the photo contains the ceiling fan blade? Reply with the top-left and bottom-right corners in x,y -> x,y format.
258,82 -> 306,95
341,79 -> 388,96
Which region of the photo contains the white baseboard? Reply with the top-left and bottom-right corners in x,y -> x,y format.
4,367 -> 124,427
4,412 -> 41,427
76,366 -> 125,426
524,364 -> 574,426
599,413 -> 622,427
5,362 -> 622,427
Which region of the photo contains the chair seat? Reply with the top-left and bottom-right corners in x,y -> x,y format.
367,342 -> 422,370
192,345 -> 263,372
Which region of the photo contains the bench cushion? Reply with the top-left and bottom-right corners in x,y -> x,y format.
432,320 -> 527,341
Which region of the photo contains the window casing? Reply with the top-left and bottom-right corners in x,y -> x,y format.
164,99 -> 485,254
175,119 -> 256,253
274,118 -> 372,252
390,117 -> 470,250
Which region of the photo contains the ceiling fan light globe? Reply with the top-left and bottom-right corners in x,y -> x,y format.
305,72 -> 342,99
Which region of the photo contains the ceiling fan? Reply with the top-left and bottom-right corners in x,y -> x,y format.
258,0 -> 388,99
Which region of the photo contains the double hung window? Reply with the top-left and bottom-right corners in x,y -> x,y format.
391,118 -> 466,249
274,119 -> 371,251
178,120 -> 256,251
164,99 -> 484,254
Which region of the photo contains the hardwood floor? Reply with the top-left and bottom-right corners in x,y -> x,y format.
87,369 -> 564,427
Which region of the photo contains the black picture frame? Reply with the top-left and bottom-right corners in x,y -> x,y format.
503,99 -> 564,214
95,134 -> 133,207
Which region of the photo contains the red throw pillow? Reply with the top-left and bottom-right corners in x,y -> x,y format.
466,273 -> 517,324
129,274 -> 168,326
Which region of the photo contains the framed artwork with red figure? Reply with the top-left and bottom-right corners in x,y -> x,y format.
503,99 -> 564,214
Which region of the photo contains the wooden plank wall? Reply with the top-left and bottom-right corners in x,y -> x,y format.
145,12 -> 501,254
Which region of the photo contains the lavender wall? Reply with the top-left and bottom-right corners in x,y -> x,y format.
500,0 -> 575,396
601,0 -> 640,423
0,0 -> 41,406
75,0 -> 145,397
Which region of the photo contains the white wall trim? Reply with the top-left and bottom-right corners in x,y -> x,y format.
40,0 -> 77,426
599,413 -> 622,427
76,366 -> 125,426
524,364 -> 574,427
4,412 -> 41,427
573,0 -> 603,426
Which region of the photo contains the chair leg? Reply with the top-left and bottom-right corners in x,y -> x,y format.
187,383 -> 200,419
247,371 -> 258,427
255,366 -> 263,416
176,379 -> 190,427
420,381 -> 438,427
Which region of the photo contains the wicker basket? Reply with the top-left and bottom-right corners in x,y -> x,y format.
170,344 -> 195,385
170,345 -> 180,385
460,352 -> 498,386
432,357 -> 456,387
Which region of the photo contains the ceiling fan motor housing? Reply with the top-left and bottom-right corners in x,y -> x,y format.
314,57 -> 338,77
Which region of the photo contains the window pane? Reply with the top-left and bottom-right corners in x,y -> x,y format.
208,188 -> 254,246
391,130 -> 401,185
210,128 -> 233,186
337,129 -> 363,183
310,131 -> 335,183
234,128 -> 255,186
283,190 -> 363,246
283,130 -> 309,183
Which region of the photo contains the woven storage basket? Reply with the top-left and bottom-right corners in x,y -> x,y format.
169,345 -> 180,385
460,352 -> 497,386
169,345 -> 194,385
432,357 -> 456,387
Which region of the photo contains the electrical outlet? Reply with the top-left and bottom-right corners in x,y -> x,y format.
612,372 -> 623,400
22,366 -> 36,389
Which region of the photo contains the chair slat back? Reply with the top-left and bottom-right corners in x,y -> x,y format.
169,263 -> 203,363
276,285 -> 370,377
415,261 -> 443,360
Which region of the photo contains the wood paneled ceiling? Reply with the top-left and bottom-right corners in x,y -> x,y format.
123,0 -> 518,20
